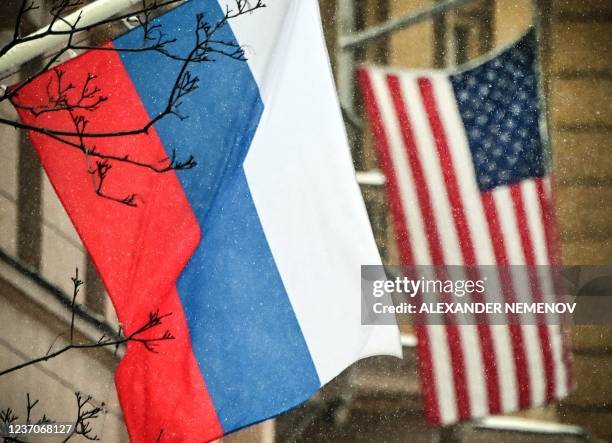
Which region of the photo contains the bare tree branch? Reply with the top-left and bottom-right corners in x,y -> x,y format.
12,69 -> 107,116
62,393 -> 105,442
69,267 -> 84,343
0,393 -> 53,443
6,0 -> 266,138
1,391 -> 106,443
0,270 -> 175,378
0,310 -> 175,377
0,0 -> 184,60
13,0 -> 39,42
0,0 -> 265,205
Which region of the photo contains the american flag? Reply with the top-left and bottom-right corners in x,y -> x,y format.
358,31 -> 574,425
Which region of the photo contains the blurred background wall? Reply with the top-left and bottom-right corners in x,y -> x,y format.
543,1 -> 612,439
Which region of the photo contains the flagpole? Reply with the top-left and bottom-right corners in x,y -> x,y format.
339,0 -> 475,50
532,0 -> 554,174
0,0 -> 147,75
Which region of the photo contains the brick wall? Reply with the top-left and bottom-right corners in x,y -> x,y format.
544,0 -> 612,440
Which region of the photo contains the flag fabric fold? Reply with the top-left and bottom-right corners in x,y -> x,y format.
12,1 -> 401,441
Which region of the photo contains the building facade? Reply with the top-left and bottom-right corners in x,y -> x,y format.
0,0 -> 611,442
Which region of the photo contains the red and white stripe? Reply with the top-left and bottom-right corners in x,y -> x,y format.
358,66 -> 573,425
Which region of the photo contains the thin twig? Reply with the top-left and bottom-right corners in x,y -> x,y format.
69,267 -> 83,344
6,1 -> 266,138
0,310 -> 174,377
0,0 -> 184,60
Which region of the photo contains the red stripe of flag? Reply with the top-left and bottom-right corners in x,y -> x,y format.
510,185 -> 556,403
387,73 -> 461,423
481,192 -> 532,409
418,78 -> 471,418
418,77 -> 504,418
357,69 -> 441,424
386,75 -> 443,264
535,178 -> 574,392
357,70 -> 413,265
417,78 -> 476,265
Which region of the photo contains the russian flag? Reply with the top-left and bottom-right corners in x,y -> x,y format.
12,0 -> 401,441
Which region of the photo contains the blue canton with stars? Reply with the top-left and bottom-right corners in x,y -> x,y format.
450,30 -> 545,193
